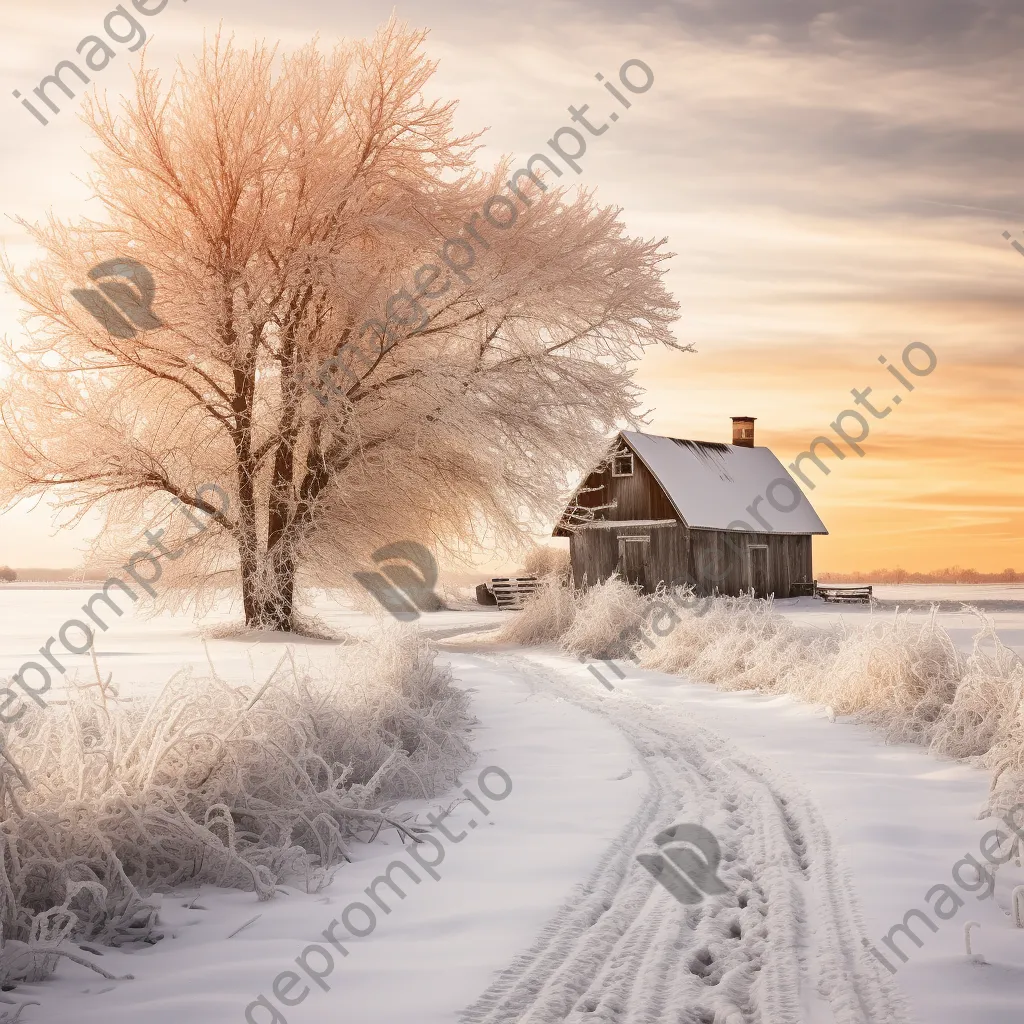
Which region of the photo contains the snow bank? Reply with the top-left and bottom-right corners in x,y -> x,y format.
0,627 -> 472,993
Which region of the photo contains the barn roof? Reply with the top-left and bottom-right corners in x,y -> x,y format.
616,430 -> 828,535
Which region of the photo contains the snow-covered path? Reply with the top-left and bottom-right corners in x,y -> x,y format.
453,649 -> 908,1024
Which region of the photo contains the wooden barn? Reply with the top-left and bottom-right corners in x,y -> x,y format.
553,418 -> 828,598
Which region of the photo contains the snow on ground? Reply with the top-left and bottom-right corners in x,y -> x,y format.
494,644 -> 1024,1024
451,646 -> 908,1024
868,584 -> 1024,606
0,585 -> 505,702
769,590 -> 1024,661
1,586 -> 1023,1022
24,645 -> 643,1024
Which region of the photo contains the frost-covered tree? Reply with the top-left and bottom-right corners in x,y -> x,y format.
0,20 -> 681,632
522,545 -> 571,582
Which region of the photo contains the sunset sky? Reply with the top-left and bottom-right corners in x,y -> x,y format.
0,0 -> 1021,572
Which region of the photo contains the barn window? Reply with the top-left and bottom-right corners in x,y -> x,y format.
612,452 -> 634,477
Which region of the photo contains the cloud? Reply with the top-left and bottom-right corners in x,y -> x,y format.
541,0 -> 1024,62
0,0 -> 1020,570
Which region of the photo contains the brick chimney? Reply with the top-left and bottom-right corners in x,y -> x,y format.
731,416 -> 756,447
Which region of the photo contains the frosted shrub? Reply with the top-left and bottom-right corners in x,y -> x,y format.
521,545 -> 571,582
638,596 -> 994,751
826,611 -> 963,742
932,618 -> 1024,760
496,576 -> 578,646
0,628 -> 472,989
508,583 -> 1024,813
637,591 -> 818,693
560,575 -> 649,660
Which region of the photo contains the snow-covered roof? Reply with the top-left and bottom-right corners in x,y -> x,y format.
575,519 -> 676,530
620,430 -> 828,535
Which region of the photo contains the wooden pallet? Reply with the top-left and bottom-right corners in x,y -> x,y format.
817,585 -> 873,604
489,576 -> 538,610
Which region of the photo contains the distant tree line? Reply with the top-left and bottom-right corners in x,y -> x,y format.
0,567 -> 16,582
819,567 -> 1020,584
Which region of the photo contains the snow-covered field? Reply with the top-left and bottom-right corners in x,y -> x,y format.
775,591 -> 1024,660
870,584 -> 1024,605
1,586 -> 1023,1023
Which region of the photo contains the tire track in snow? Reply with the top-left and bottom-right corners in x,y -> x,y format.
456,651 -> 910,1024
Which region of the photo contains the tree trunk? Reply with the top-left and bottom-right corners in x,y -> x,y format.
240,546 -> 297,632
263,548 -> 297,632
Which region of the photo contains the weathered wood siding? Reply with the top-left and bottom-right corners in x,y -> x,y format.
686,530 -> 812,598
570,524 -> 686,590
569,528 -> 618,588
562,457 -> 676,524
560,439 -> 815,599
570,524 -> 813,598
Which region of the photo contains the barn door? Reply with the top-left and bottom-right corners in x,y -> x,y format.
747,544 -> 769,598
617,536 -> 651,592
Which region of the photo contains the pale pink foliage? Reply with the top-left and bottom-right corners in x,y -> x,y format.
0,20 -> 682,630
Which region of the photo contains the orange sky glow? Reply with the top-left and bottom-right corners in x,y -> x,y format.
0,1 -> 1021,574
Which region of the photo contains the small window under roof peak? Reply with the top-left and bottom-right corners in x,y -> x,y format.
612,452 -> 634,477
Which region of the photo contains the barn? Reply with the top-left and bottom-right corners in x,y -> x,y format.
553,418 -> 828,598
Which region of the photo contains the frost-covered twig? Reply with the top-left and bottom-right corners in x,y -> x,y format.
1012,886 -> 1024,928
2,945 -> 134,983
0,1000 -> 39,1023
964,921 -> 982,960
226,915 -> 262,939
